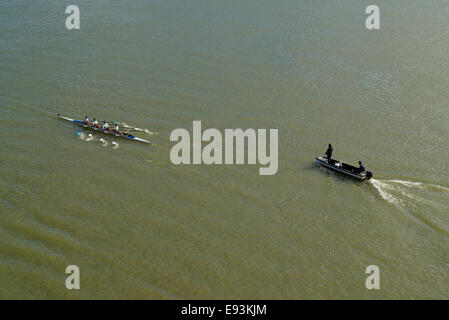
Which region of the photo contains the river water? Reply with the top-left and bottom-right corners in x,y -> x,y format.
1,0 -> 448,299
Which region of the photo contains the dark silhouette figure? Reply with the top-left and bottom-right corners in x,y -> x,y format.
325,144 -> 333,163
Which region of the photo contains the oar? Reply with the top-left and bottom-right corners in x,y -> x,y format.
115,125 -> 151,133
96,121 -> 154,134
119,127 -> 144,132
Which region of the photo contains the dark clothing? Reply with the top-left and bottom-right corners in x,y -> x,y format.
354,163 -> 365,174
325,146 -> 333,162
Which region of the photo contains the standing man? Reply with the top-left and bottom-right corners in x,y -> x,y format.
325,144 -> 333,163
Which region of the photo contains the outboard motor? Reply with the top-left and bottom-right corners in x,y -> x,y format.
366,171 -> 373,180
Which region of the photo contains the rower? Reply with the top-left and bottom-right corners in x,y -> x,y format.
113,122 -> 120,134
92,118 -> 99,127
83,115 -> 89,124
103,121 -> 110,131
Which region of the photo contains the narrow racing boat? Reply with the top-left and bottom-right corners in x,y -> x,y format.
58,114 -> 152,144
315,156 -> 373,181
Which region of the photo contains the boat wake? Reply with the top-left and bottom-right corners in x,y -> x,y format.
370,178 -> 449,236
370,179 -> 401,205
371,179 -> 449,205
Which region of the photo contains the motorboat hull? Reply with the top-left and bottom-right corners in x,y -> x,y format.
315,156 -> 373,181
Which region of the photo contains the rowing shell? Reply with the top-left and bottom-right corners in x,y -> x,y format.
58,114 -> 152,144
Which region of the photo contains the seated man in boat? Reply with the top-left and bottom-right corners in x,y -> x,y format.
113,122 -> 120,134
102,121 -> 110,132
358,161 -> 365,172
325,144 -> 333,163
353,161 -> 366,174
92,118 -> 99,128
83,115 -> 89,124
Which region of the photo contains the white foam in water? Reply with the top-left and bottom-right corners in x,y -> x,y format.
427,183 -> 449,194
389,179 -> 449,194
99,138 -> 108,147
371,178 -> 449,209
144,129 -> 157,135
370,179 -> 401,205
389,179 -> 424,189
85,134 -> 93,142
112,141 -> 119,149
